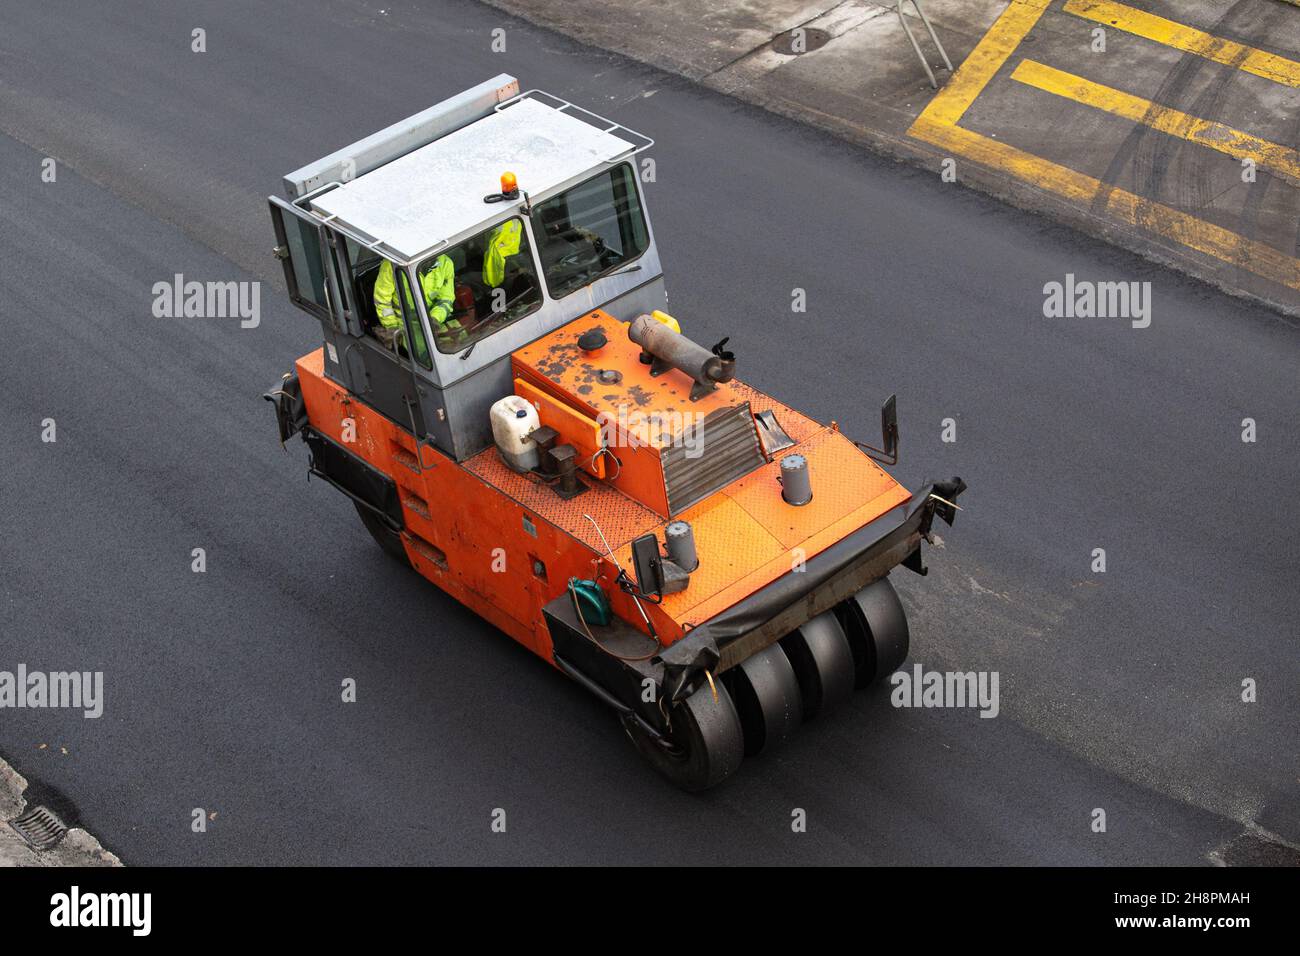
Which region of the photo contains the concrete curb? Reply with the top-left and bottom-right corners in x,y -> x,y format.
0,758 -> 121,868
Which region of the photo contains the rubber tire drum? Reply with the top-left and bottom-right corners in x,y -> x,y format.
726,642 -> 802,757
837,575 -> 910,689
623,681 -> 744,792
780,610 -> 855,720
353,501 -> 410,565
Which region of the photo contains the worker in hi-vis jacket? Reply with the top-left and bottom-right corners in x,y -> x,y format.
373,256 -> 459,360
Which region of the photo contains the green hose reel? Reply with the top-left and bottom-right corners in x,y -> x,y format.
568,577 -> 611,627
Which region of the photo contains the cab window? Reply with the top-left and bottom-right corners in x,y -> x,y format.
336,239 -> 432,369
413,217 -> 544,355
395,270 -> 431,369
531,163 -> 648,300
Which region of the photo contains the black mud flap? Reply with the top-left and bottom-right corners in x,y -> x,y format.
659,636 -> 721,705
263,371 -> 307,444
919,476 -> 966,532
902,475 -> 968,576
545,593 -> 672,735
544,588 -> 721,729
302,428 -> 403,532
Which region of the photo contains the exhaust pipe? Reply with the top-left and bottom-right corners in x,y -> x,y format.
628,314 -> 735,401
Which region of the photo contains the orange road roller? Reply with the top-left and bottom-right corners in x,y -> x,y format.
264,75 -> 966,789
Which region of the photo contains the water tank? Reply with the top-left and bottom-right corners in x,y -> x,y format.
490,395 -> 540,473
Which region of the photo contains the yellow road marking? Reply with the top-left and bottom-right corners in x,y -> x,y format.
906,0 -> 1300,293
910,116 -> 1300,290
915,0 -> 1052,127
1011,59 -> 1300,185
1065,0 -> 1300,88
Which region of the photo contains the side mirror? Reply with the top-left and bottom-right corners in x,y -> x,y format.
631,533 -> 663,599
857,394 -> 899,465
880,394 -> 898,463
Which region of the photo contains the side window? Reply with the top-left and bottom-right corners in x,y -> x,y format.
269,200 -> 331,319
347,245 -> 429,369
396,269 -> 432,369
413,217 -> 544,355
344,241 -> 387,335
530,163 -> 648,300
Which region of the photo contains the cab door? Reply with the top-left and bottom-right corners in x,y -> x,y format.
350,264 -> 430,438
268,196 -> 342,329
269,196 -> 370,393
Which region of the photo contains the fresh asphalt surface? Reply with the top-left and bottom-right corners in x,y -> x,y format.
1,0 -> 1296,866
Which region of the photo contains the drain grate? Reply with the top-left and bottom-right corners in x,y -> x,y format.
771,27 -> 831,56
9,805 -> 69,850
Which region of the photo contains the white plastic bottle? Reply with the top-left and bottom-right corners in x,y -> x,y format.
490,395 -> 541,473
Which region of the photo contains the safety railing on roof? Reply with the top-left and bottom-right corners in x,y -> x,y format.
496,89 -> 655,159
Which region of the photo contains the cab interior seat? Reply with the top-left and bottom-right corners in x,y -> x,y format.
353,259 -> 382,333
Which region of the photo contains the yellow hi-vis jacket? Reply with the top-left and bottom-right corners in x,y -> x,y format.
482,220 -> 522,288
374,257 -> 455,330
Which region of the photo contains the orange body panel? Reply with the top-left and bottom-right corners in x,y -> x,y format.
512,310 -> 757,518
295,310 -> 914,665
512,310 -> 744,446
296,348 -> 681,661
513,377 -> 605,479
611,427 -> 911,627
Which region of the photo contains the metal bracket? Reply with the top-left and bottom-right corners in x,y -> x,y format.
893,0 -> 954,90
688,379 -> 718,402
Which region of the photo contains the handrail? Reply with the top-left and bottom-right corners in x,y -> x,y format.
894,0 -> 954,90
390,326 -> 438,477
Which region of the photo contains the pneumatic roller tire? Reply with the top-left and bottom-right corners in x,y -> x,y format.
726,642 -> 802,757
353,501 -> 411,566
623,681 -> 744,792
837,575 -> 910,689
780,610 -> 856,721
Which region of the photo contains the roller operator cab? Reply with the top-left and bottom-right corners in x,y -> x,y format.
264,75 -> 967,791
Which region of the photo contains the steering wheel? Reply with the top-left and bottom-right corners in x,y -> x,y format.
556,249 -> 595,269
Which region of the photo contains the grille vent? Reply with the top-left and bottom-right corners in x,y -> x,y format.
662,402 -> 764,515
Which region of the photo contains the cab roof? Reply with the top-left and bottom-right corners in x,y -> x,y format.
309,98 -> 636,262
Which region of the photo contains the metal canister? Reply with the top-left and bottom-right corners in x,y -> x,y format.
780,454 -> 812,506
665,520 -> 699,571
